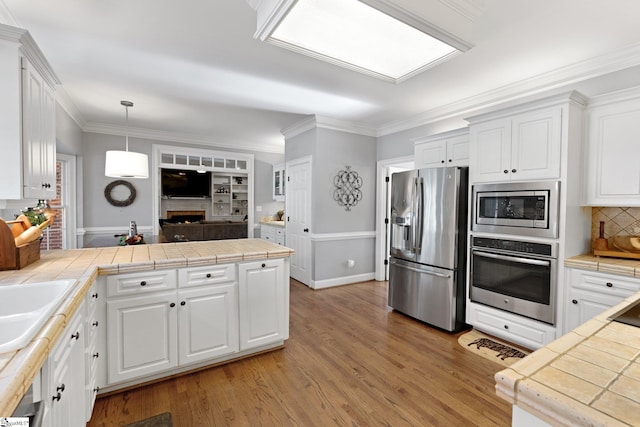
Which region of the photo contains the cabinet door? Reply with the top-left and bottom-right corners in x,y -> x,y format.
178,284 -> 238,364
22,58 -> 45,199
511,108 -> 561,181
238,259 -> 286,350
446,135 -> 469,167
469,118 -> 511,182
273,164 -> 285,201
107,291 -> 177,384
41,84 -> 57,198
414,140 -> 447,168
585,98 -> 640,205
565,289 -> 623,332
47,308 -> 85,427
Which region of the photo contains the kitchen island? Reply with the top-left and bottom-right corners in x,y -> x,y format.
495,254 -> 640,426
0,239 -> 293,419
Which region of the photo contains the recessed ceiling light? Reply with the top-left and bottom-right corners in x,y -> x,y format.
262,0 -> 470,83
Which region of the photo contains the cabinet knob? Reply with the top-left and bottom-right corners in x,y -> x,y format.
503,170 -> 509,174
180,301 -> 186,306
206,273 -> 212,278
262,263 -> 266,268
94,387 -> 100,394
303,228 -> 309,232
93,352 -> 99,358
92,321 -> 99,327
440,160 -> 445,164
606,282 -> 613,288
504,325 -> 509,329
52,392 -> 61,402
511,169 -> 517,173
169,302 -> 176,308
448,159 -> 452,162
71,332 -> 80,341
572,299 -> 578,304
92,292 -> 99,299
140,281 -> 147,286
56,384 -> 65,392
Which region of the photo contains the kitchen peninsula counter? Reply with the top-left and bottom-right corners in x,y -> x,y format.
0,239 -> 293,416
495,253 -> 640,426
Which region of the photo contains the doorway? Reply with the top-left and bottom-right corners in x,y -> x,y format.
286,156 -> 312,287
41,154 -> 76,250
374,156 -> 413,281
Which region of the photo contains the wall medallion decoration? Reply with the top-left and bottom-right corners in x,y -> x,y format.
333,166 -> 363,211
104,180 -> 137,207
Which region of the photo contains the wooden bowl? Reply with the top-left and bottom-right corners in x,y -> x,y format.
611,236 -> 640,253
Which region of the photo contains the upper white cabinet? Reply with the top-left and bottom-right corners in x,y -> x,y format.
583,89 -> 640,206
413,128 -> 469,169
273,163 -> 285,201
469,107 -> 562,183
0,24 -> 59,199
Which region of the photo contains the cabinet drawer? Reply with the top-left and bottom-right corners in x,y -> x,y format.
469,303 -> 555,350
106,269 -> 177,297
178,264 -> 235,288
570,269 -> 640,297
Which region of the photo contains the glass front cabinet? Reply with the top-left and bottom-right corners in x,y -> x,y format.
273,164 -> 285,202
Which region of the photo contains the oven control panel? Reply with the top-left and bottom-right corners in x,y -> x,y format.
472,237 -> 553,256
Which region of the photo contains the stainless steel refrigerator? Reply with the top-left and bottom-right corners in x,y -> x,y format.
388,166 -> 468,331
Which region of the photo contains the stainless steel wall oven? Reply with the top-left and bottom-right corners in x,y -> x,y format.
470,236 -> 557,324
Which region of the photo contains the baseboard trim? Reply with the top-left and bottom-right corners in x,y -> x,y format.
311,272 -> 376,289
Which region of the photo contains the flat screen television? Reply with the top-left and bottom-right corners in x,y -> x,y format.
161,168 -> 211,198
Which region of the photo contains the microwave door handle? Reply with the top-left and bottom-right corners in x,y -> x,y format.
473,251 -> 550,267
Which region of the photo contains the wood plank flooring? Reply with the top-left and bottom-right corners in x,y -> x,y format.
88,280 -> 512,426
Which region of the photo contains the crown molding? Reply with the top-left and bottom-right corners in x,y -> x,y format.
378,40 -> 640,136
281,115 -> 377,140
83,122 -> 284,154
586,84 -> 640,109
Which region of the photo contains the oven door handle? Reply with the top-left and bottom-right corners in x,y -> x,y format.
389,259 -> 451,279
473,250 -> 550,267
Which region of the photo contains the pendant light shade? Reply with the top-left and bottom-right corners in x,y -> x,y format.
105,101 -> 149,179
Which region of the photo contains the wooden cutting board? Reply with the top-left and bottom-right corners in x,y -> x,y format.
594,249 -> 640,260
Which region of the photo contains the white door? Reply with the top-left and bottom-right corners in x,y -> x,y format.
286,156 -> 312,286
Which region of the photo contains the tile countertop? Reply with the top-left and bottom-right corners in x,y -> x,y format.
495,254 -> 640,426
260,219 -> 285,227
0,239 -> 293,416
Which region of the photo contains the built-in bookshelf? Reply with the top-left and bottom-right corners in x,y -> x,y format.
212,174 -> 248,218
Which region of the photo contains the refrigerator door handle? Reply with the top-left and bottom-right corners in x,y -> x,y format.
389,259 -> 452,279
414,176 -> 424,253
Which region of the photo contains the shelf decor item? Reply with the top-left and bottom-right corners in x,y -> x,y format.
333,165 -> 363,211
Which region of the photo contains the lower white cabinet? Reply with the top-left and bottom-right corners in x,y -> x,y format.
467,302 -> 556,350
238,259 -> 287,350
260,223 -> 285,245
564,268 -> 640,333
42,301 -> 86,427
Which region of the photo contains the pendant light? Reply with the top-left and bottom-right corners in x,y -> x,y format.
105,100 -> 149,179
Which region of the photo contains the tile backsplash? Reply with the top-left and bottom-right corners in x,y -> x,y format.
591,207 -> 640,249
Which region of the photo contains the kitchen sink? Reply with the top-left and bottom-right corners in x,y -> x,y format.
0,279 -> 77,354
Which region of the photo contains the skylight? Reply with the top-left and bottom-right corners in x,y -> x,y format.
267,0 -> 461,82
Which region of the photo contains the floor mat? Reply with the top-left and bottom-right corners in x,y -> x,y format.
122,412 -> 173,427
458,329 -> 530,367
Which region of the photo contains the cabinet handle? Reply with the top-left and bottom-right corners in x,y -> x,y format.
206,273 -> 212,278
606,282 -> 613,288
140,281 -> 147,286
169,302 -> 176,308
92,292 -> 99,299
93,352 -> 99,358
503,170 -> 509,174
56,384 -> 65,392
180,301 -> 186,306
511,169 -> 517,173
504,325 -> 509,330
572,299 -> 578,304
52,392 -> 61,402
92,321 -> 99,327
71,332 -> 80,341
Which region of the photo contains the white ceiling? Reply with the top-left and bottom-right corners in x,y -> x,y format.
3,0 -> 640,153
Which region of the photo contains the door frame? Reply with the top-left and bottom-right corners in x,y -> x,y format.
57,153 -> 77,249
285,155 -> 313,286
375,156 -> 414,281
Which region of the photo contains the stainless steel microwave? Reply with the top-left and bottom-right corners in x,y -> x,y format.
472,181 -> 560,238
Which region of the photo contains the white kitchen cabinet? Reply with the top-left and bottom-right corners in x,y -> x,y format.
564,268 -> 640,332
42,301 -> 86,427
261,223 -> 285,245
238,259 -> 287,350
84,281 -> 105,421
413,128 -> 469,168
466,302 -> 556,350
0,26 -> 58,200
469,107 -> 561,183
106,265 -> 238,385
273,163 -> 285,201
583,90 -> 640,205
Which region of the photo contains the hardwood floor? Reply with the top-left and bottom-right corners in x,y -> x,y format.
88,280 -> 512,426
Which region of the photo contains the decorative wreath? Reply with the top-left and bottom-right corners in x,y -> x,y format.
104,180 -> 137,207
